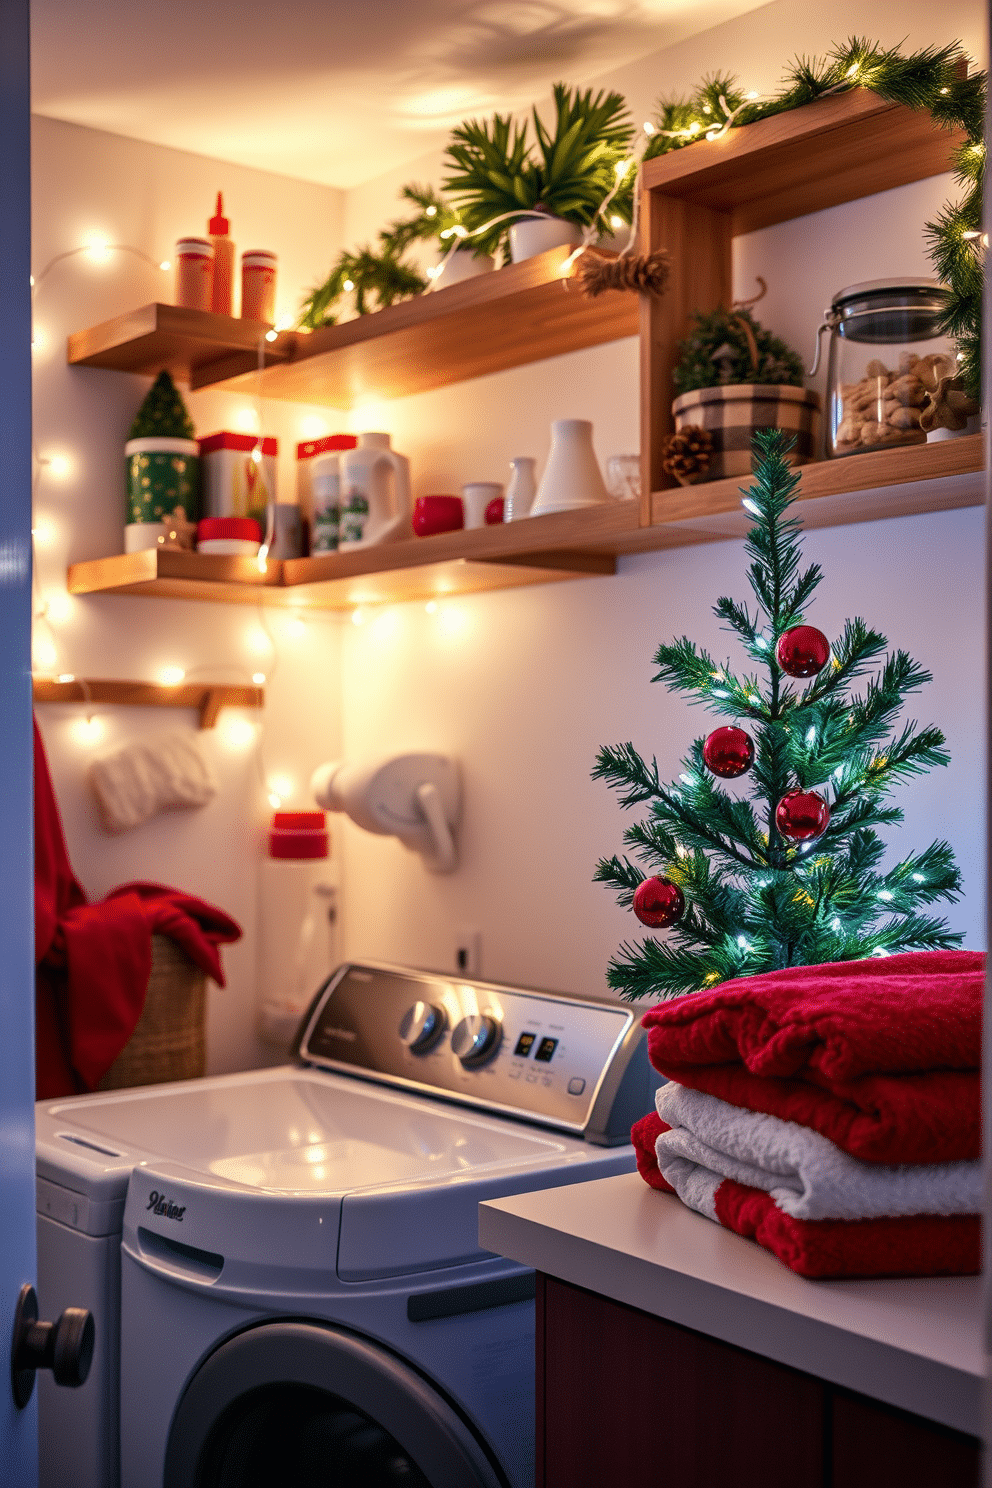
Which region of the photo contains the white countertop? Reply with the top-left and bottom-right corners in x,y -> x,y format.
479,1171 -> 982,1437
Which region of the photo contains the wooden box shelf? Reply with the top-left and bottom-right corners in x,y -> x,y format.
639,88 -> 969,514
67,247 -> 639,407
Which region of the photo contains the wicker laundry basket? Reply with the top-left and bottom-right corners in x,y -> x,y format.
96,934 -> 206,1090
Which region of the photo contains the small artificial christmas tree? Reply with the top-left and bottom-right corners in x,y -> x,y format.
594,429 -> 963,1002
128,370 -> 195,441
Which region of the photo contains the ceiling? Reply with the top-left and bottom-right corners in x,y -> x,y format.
31,0 -> 768,189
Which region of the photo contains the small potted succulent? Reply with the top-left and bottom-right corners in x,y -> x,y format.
443,83 -> 634,264
667,306 -> 819,483
125,371 -> 199,551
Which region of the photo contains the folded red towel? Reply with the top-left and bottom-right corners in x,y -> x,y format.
641,951 -> 982,1165
631,1112 -> 980,1279
655,1064 -> 980,1166
642,951 -> 983,1083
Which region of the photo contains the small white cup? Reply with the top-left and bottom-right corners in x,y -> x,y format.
462,482 -> 503,529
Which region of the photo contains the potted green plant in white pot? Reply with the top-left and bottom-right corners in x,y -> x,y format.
667,305 -> 820,483
442,83 -> 634,264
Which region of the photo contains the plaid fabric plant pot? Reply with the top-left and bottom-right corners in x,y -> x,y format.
672,384 -> 821,480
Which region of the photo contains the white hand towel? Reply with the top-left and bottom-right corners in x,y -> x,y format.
89,731 -> 216,834
655,1081 -> 981,1223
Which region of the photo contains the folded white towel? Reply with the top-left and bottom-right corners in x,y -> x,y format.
655,1081 -> 981,1222
89,731 -> 216,834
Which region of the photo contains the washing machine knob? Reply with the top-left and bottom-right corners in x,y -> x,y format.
398,1001 -> 446,1053
451,1014 -> 502,1067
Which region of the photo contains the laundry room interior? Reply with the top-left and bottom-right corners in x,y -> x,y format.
22,0 -> 989,1481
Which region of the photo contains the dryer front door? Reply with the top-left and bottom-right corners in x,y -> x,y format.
165,1320 -> 507,1488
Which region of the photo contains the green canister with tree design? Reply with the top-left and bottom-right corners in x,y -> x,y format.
125,371 -> 200,552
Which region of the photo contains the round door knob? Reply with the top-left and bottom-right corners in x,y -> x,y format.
398,1001 -> 446,1053
451,1014 -> 502,1067
11,1284 -> 95,1409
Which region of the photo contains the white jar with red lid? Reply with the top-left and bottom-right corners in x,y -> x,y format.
241,250 -> 277,323
175,237 -> 214,311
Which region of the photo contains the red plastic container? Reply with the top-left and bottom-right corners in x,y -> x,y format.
412,495 -> 464,537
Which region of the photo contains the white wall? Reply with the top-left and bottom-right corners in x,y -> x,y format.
32,0 -> 988,1079
335,0 -> 988,994
32,118 -> 348,1072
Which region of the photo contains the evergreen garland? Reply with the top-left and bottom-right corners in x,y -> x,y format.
646,39 -> 986,402
594,429 -> 963,1002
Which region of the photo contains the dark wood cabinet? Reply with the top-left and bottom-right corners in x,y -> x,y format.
536,1275 -> 981,1488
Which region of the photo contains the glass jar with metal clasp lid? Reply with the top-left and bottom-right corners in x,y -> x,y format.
810,279 -> 956,458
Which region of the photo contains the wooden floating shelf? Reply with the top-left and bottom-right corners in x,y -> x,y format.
650,435 -> 986,544
66,302 -> 295,388
66,439 -> 984,611
32,677 -> 264,729
66,247 -> 639,408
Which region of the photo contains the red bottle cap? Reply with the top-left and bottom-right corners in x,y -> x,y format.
269,811 -> 329,859
209,192 -> 229,236
197,517 -> 261,541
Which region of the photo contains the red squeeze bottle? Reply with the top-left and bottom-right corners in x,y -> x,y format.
209,192 -> 235,316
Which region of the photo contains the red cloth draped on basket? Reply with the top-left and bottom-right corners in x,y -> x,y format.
641,951 -> 983,1165
631,1112 -> 981,1280
34,719 -> 242,1099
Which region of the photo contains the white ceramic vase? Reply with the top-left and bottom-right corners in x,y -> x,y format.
504,457 -> 537,521
531,420 -> 612,518
433,250 -> 495,289
509,216 -> 582,264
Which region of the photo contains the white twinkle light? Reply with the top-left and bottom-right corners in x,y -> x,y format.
425,600 -> 438,614
159,666 -> 185,686
56,672 -> 75,684
159,260 -> 171,271
610,215 -> 625,231
805,726 -> 816,745
741,497 -> 760,515
221,716 -> 256,749
71,716 -> 103,746
46,454 -> 72,480
252,671 -> 266,685
264,329 -> 278,342
343,279 -> 355,292
754,634 -> 768,650
250,447 -> 263,465
872,947 -> 891,958
712,688 -> 730,698
643,121 -> 656,135
912,873 -> 925,883
678,772 -> 694,786
877,890 -> 894,901
737,935 -> 749,950
831,917 -> 841,932
84,236 -> 111,262
425,205 -> 437,217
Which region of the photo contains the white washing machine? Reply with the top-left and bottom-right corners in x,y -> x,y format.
36,963 -> 656,1488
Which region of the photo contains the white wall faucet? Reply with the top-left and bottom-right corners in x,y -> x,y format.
311,753 -> 461,873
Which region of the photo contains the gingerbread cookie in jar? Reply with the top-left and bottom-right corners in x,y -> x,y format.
811,279 -> 957,458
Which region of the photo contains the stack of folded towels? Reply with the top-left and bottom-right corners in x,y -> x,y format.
631,948 -> 982,1279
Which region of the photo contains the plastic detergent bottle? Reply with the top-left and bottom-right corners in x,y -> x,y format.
257,811 -> 339,1050
338,433 -> 411,548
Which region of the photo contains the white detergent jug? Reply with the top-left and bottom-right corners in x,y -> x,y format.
338,432 -> 411,548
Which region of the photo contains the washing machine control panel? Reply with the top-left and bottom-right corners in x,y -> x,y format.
297,963 -> 639,1137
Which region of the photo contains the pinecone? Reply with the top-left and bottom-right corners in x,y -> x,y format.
662,425 -> 713,485
577,248 -> 670,299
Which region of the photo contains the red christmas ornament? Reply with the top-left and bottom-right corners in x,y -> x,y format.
632,876 -> 685,929
703,725 -> 755,779
775,789 -> 830,842
776,625 -> 830,678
